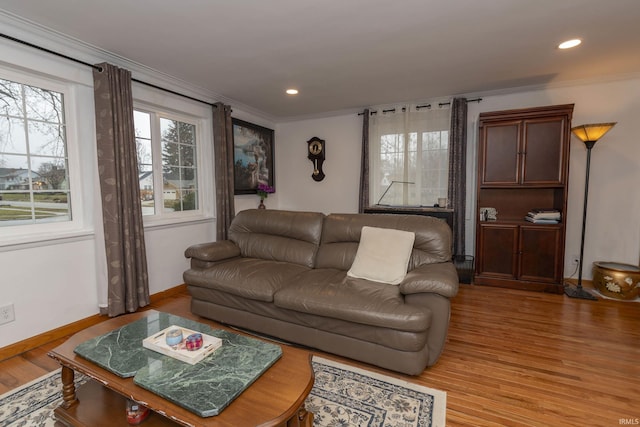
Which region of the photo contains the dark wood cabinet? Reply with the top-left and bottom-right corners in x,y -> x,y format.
476,223 -> 518,279
474,104 -> 573,293
480,116 -> 568,186
477,223 -> 562,287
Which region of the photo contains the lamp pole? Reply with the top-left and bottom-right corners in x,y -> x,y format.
567,140 -> 598,300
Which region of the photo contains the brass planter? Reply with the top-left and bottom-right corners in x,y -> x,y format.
592,261 -> 640,300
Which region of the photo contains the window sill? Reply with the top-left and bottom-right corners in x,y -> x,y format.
0,228 -> 95,252
0,216 -> 214,252
142,214 -> 214,231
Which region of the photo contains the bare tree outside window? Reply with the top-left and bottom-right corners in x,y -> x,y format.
0,77 -> 71,225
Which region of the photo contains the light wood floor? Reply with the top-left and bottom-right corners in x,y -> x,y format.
1,285 -> 638,426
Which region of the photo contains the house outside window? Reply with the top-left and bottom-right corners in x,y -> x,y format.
0,77 -> 71,226
369,106 -> 451,207
134,109 -> 199,218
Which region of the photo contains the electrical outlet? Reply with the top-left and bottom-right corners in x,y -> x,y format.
571,255 -> 580,265
0,304 -> 15,325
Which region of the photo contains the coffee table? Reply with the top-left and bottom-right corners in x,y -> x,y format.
48,310 -> 314,426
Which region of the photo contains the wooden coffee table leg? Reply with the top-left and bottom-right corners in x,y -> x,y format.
60,365 -> 79,409
286,406 -> 313,427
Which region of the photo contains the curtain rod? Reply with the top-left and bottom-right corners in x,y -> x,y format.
0,32 -> 217,108
359,97 -> 482,115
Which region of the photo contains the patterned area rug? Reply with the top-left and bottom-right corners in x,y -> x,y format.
0,369 -> 87,427
308,357 -> 446,427
0,356 -> 446,426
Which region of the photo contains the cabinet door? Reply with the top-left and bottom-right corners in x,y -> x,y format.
522,116 -> 567,185
476,223 -> 518,279
480,121 -> 521,185
519,226 -> 562,282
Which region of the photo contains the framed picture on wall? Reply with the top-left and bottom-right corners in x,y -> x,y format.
232,118 -> 275,195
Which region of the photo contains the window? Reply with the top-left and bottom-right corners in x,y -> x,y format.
370,106 -> 450,206
0,77 -> 71,226
134,109 -> 199,218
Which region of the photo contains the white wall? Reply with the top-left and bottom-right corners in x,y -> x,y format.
274,115 -> 362,214
144,223 -> 215,295
0,238 -> 99,346
275,76 -> 640,281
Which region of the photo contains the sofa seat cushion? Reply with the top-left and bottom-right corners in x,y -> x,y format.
183,257 -> 310,302
189,289 -> 430,352
274,269 -> 431,332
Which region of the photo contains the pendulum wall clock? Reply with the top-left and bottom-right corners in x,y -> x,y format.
306,136 -> 325,181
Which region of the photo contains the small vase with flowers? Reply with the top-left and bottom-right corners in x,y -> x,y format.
256,183 -> 274,209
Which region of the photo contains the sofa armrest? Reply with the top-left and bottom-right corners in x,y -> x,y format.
184,240 -> 241,262
399,262 -> 459,298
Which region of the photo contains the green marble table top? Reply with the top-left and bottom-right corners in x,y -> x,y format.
74,312 -> 282,417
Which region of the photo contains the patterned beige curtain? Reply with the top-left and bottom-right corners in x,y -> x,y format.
213,102 -> 235,240
93,62 -> 149,317
358,109 -> 370,212
448,97 -> 468,257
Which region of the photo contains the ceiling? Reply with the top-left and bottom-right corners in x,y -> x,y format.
1,0 -> 639,120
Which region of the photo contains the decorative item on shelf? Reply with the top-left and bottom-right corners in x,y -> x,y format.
479,207 -> 497,221
564,122 -> 617,301
307,136 -> 326,181
592,262 -> 640,300
525,208 -> 561,224
256,183 -> 274,209
437,198 -> 448,208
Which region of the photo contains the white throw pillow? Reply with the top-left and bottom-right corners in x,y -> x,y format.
347,226 -> 416,285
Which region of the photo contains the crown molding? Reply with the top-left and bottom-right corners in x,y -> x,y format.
0,10 -> 277,123
460,71 -> 640,102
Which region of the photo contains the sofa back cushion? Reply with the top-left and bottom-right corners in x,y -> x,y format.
228,209 -> 325,268
316,213 -> 452,271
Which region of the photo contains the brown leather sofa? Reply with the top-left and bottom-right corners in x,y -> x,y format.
183,209 -> 459,375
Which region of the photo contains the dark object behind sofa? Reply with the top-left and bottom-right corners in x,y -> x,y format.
184,209 -> 459,375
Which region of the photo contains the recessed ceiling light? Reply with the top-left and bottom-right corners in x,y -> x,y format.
559,39 -> 582,49
286,89 -> 299,95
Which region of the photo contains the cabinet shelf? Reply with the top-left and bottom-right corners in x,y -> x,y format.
480,219 -> 562,226
479,183 -> 565,189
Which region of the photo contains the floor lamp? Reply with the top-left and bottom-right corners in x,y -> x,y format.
564,122 -> 617,300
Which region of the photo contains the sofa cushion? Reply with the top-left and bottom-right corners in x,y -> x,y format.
274,269 -> 431,332
183,257 -> 310,302
347,226 -> 415,285
229,209 -> 325,268
316,213 -> 452,271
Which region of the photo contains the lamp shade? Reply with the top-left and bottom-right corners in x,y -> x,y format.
571,123 -> 617,143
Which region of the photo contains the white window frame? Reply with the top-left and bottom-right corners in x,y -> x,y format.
0,65 -> 89,247
133,92 -> 213,228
